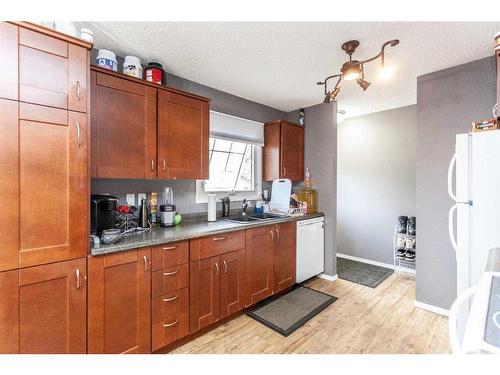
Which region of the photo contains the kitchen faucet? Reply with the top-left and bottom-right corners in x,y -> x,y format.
241,199 -> 248,216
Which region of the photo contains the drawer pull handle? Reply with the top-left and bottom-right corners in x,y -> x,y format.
76,268 -> 81,289
162,159 -> 166,171
163,246 -> 177,250
76,80 -> 81,100
270,229 -> 274,240
163,320 -> 178,328
163,294 -> 179,302
215,262 -> 219,276
276,227 -> 280,239
76,122 -> 81,147
143,256 -> 148,271
223,260 -> 227,273
163,270 -> 178,276
213,236 -> 227,241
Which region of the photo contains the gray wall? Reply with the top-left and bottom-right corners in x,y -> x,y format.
416,56 -> 496,309
288,103 -> 338,276
337,105 -> 417,265
91,56 -> 286,212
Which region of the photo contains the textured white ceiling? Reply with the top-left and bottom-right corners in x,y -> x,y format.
78,22 -> 500,118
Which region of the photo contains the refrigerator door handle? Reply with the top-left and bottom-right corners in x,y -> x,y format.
448,203 -> 458,255
447,153 -> 457,201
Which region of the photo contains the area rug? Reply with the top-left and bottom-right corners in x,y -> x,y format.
246,286 -> 337,336
337,257 -> 393,288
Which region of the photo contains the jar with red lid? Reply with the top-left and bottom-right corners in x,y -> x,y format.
144,62 -> 166,85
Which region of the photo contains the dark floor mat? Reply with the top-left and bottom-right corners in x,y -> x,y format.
246,286 -> 337,336
337,257 -> 393,288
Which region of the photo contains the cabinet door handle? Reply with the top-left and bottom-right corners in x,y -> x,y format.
163,269 -> 178,276
143,256 -> 148,271
151,159 -> 155,171
76,268 -> 81,289
163,245 -> 177,250
76,122 -> 81,147
282,166 -> 287,177
163,294 -> 179,302
270,229 -> 274,240
76,80 -> 81,100
162,159 -> 166,171
163,320 -> 178,328
223,259 -> 227,273
215,262 -> 219,276
213,236 -> 227,241
276,227 -> 280,239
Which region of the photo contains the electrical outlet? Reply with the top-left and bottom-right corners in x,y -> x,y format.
137,193 -> 147,205
126,194 -> 135,206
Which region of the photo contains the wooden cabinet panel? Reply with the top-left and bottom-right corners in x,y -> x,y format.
152,288 -> 189,351
87,248 -> 151,354
91,71 -> 157,179
190,256 -> 220,332
220,250 -> 246,319
245,226 -> 274,307
152,263 -> 189,297
264,120 -> 304,182
273,222 -> 296,293
18,104 -> 87,268
281,122 -> 304,181
158,90 -> 209,180
190,230 -> 245,261
151,241 -> 189,271
18,28 -> 87,112
0,22 -> 18,100
0,269 -> 19,353
0,99 -> 19,271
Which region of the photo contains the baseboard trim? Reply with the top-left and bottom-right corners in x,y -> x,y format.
337,253 -> 395,270
414,300 -> 450,317
318,273 -> 338,282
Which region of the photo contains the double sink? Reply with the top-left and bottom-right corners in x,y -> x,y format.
224,212 -> 286,224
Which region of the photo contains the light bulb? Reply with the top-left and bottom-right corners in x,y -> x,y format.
379,65 -> 394,80
343,71 -> 360,81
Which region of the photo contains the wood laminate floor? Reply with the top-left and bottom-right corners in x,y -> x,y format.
171,273 -> 450,354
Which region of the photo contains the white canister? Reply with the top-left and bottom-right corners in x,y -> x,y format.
123,56 -> 143,79
80,28 -> 94,43
96,49 -> 117,72
207,193 -> 217,222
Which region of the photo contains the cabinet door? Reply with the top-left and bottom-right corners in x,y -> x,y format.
0,269 -> 19,353
18,258 -> 87,353
19,104 -> 87,268
0,22 -> 18,101
91,71 -> 157,179
190,256 -> 220,332
18,27 -> 87,112
0,99 -> 19,272
245,226 -> 274,307
88,248 -> 151,354
263,121 -> 281,181
220,250 -> 246,319
273,222 -> 296,292
158,90 -> 209,180
281,122 -> 304,181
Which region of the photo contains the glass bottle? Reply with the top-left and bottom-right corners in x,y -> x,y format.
300,168 -> 318,214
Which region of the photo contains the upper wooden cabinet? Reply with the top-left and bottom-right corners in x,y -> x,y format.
264,120 -> 304,182
0,258 -> 87,354
91,67 -> 210,180
91,70 -> 157,179
87,248 -> 151,354
0,22 -> 90,112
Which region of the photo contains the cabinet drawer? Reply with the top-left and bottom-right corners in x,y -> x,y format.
190,231 -> 245,261
151,288 -> 189,350
151,241 -> 189,271
152,263 -> 189,297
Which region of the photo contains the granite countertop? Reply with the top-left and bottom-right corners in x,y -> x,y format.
91,212 -> 324,256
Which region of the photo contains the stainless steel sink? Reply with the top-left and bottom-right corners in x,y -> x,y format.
224,213 -> 287,224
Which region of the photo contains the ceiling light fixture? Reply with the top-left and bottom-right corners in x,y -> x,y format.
317,39 -> 399,103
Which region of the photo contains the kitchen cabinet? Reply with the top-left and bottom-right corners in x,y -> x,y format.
91,70 -> 157,179
87,248 -> 151,354
273,222 -> 296,293
0,22 -> 18,101
264,120 -> 304,182
220,250 -> 246,318
158,90 -> 209,179
245,226 -> 275,306
0,258 -> 87,354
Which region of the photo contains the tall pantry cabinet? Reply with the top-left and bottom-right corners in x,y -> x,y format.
0,22 -> 91,353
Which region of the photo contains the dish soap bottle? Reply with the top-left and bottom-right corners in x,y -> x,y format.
300,168 -> 317,213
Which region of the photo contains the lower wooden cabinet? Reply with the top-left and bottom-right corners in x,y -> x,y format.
87,248 -> 151,354
0,258 -> 87,354
190,249 -> 245,332
273,222 -> 296,293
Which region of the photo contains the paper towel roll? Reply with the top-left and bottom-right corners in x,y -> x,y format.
207,193 -> 216,222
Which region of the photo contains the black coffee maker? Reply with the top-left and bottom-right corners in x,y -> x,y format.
91,194 -> 118,235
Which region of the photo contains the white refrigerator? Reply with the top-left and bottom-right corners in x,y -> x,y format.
448,131 -> 500,295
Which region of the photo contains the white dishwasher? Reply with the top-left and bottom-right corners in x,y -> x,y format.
296,216 -> 325,283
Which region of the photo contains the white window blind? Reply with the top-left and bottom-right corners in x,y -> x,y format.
210,111 -> 264,146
